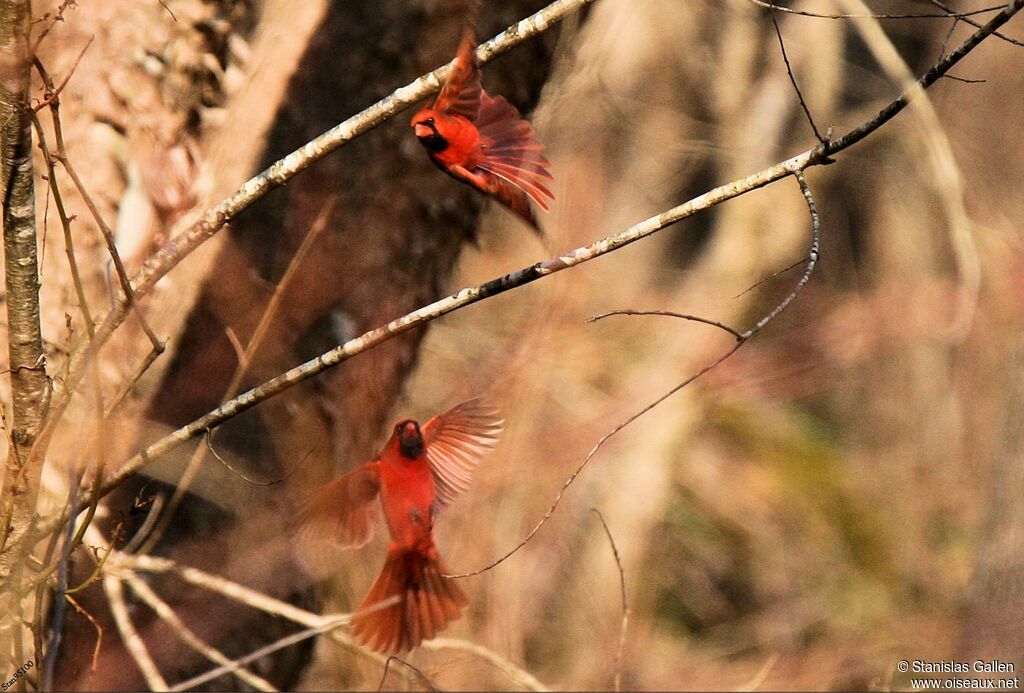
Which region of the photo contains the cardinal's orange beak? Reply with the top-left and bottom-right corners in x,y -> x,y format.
414,123 -> 433,139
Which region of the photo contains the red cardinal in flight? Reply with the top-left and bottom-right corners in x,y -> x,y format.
296,398 -> 502,653
411,29 -> 554,233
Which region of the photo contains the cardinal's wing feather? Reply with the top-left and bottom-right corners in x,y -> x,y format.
434,29 -> 481,121
293,462 -> 381,548
421,398 -> 503,508
476,93 -> 554,210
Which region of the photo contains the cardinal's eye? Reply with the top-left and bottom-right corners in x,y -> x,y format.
424,117 -> 434,126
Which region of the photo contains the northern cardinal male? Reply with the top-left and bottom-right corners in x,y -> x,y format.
296,398 -> 502,653
411,29 -> 554,233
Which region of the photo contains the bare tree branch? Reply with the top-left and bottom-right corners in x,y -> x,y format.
104,574 -> 169,691
123,574 -> 278,692
29,108 -> 93,338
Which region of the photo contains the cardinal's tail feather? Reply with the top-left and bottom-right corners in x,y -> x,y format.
351,545 -> 467,653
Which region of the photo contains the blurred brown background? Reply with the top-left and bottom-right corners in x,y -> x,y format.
18,0 -> 1024,689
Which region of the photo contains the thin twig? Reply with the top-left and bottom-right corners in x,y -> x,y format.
823,0 -> 1024,153
63,593 -> 104,674
445,171 -> 820,578
123,573 -> 278,692
741,171 -> 819,338
939,14 -> 960,57
591,509 -> 628,693
156,0 -> 177,22
165,615 -> 350,692
422,639 -> 549,691
942,74 -> 986,84
444,342 -> 743,580
203,432 -> 296,486
768,9 -> 826,143
29,0 -> 78,54
32,36 -> 92,112
42,469 -> 79,690
65,533 -> 116,594
104,575 -> 169,691
748,0 -> 1005,20
930,0 -> 1024,46
33,493 -> 63,672
121,492 -> 164,554
103,344 -> 164,417
29,108 -> 93,337
32,57 -> 165,353
589,310 -> 744,340
376,656 -> 439,692
112,552 -> 331,627
840,0 -> 980,339
733,257 -> 807,299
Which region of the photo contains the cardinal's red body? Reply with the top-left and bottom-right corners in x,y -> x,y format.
296,399 -> 502,653
411,30 -> 553,233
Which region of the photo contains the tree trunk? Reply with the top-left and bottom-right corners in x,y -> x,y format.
0,0 -> 48,632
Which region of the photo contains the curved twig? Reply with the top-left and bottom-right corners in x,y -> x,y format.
589,310 -> 744,340
445,171 -> 819,578
591,509 -> 628,693
376,656 -> 438,693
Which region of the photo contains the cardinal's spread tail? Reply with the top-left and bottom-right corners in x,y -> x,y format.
351,545 -> 468,653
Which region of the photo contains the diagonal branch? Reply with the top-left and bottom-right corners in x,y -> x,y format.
104,574 -> 169,691
122,574 -> 278,692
